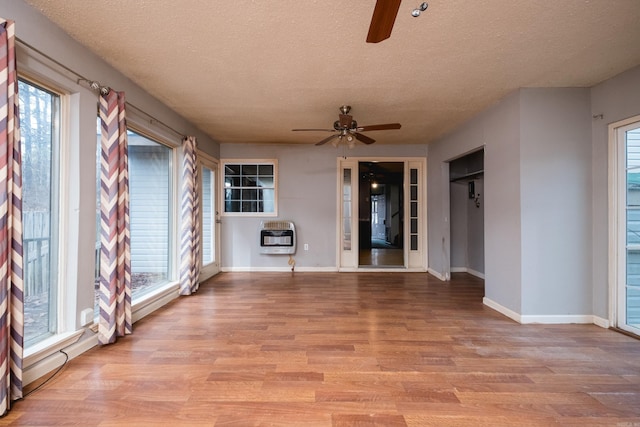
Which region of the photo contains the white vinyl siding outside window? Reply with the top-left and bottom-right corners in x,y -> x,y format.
95,123 -> 174,312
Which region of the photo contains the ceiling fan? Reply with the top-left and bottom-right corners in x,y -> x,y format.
292,106 -> 401,147
366,0 -> 402,43
366,0 -> 429,43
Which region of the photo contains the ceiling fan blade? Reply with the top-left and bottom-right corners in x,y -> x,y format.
358,123 -> 402,131
354,132 -> 376,145
366,0 -> 402,43
316,134 -> 341,146
292,128 -> 335,132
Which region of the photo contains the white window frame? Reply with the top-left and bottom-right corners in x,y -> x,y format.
122,119 -> 181,308
221,159 -> 278,217
199,151 -> 220,280
16,44 -> 89,360
19,76 -> 62,347
608,114 -> 640,335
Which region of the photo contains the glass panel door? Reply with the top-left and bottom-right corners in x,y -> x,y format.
339,159 -> 358,268
621,123 -> 640,334
201,161 -> 220,278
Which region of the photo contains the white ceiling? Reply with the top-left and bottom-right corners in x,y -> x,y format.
24,0 -> 640,146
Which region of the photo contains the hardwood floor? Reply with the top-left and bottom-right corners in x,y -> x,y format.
6,272 -> 640,426
359,248 -> 404,266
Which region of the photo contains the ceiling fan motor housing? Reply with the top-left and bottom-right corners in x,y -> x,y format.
335,117 -> 358,130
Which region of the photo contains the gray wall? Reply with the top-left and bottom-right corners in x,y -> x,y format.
429,80 -> 639,319
591,65 -> 640,318
467,177 -> 484,274
449,182 -> 468,268
519,88 -> 592,316
428,91 -> 522,312
450,178 -> 484,275
220,143 -> 427,269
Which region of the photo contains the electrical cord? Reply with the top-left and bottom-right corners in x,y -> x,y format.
20,349 -> 69,399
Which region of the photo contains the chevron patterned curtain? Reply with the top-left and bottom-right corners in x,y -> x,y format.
0,17 -> 24,414
179,136 -> 201,295
98,90 -> 132,344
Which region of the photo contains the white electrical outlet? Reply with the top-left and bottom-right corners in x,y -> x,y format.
304,243 -> 309,251
80,308 -> 95,327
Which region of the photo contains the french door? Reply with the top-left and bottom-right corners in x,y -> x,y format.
200,156 -> 220,279
337,157 -> 426,270
612,116 -> 640,335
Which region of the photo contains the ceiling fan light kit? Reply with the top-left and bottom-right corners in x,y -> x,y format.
292,105 -> 401,148
412,2 -> 429,17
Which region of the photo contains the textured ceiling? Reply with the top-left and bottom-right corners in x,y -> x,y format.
24,0 -> 640,145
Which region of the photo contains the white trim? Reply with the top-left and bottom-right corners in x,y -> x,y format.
23,330 -> 84,368
593,316 -> 610,329
132,283 -> 180,323
607,118 -> 618,329
520,315 -> 597,324
342,267 -> 425,273
484,297 -> 614,327
199,154 -> 221,279
608,114 -> 640,332
483,297 -> 522,322
450,267 -> 485,279
467,268 -> 485,279
222,266 -> 338,272
427,268 -> 447,281
23,330 -> 96,386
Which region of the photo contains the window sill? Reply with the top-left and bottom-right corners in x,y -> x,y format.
132,281 -> 180,323
24,330 -> 84,369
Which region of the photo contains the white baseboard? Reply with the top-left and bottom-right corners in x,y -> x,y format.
23,332 -> 99,386
221,266 -> 428,273
592,316 -> 610,329
221,266 -> 338,272
427,268 -> 448,281
450,267 -> 485,279
483,297 -> 612,327
467,268 -> 485,279
483,297 -> 521,322
520,314 -> 596,324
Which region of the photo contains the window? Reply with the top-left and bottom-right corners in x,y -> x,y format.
19,78 -> 60,346
96,124 -> 174,308
201,165 -> 216,265
223,161 -> 276,214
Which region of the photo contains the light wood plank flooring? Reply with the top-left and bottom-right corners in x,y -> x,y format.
6,272 -> 640,426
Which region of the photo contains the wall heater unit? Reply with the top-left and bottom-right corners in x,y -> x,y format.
259,220 -> 296,254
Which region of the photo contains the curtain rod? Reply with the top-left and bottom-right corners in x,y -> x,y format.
16,37 -> 187,140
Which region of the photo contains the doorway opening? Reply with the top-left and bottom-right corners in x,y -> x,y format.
448,149 -> 485,280
358,161 -> 404,267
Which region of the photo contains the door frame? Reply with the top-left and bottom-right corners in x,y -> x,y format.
608,114 -> 640,334
336,156 -> 427,272
198,151 -> 221,280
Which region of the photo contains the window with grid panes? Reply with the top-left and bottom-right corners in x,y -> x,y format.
223,162 -> 276,214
